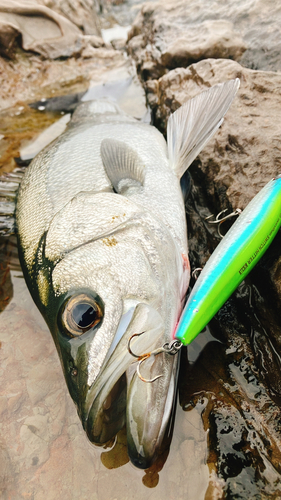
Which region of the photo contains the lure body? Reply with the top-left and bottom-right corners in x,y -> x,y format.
175,176 -> 281,346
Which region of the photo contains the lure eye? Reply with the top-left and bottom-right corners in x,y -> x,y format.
60,293 -> 104,338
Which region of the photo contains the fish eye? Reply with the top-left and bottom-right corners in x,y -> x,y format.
60,293 -> 104,338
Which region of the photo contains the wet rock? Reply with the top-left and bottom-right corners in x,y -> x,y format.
100,426 -> 129,469
128,0 -> 281,78
179,336 -> 281,498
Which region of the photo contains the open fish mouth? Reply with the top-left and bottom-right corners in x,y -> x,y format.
75,302 -> 179,468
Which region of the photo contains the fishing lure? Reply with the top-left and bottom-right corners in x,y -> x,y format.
175,175 -> 281,346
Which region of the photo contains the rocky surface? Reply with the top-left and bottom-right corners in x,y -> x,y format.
146,57 -> 281,210
0,47 -> 143,110
127,0 -> 281,80
0,0 -> 102,59
36,0 -> 101,35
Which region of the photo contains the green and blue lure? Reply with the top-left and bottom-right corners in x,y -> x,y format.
175,175 -> 281,346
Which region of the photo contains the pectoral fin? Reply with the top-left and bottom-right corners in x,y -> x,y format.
100,138 -> 145,192
167,78 -> 240,178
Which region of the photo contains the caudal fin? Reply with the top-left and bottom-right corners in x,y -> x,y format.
167,79 -> 240,178
0,168 -> 25,236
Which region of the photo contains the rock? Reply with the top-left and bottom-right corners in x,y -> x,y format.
0,443 -> 17,499
0,20 -> 21,59
127,0 -> 281,79
0,0 -> 83,59
179,336 -> 281,498
160,20 -> 246,70
36,0 -> 101,36
146,58 -> 281,210
83,34 -> 106,48
0,0 -> 103,60
20,414 -> 50,468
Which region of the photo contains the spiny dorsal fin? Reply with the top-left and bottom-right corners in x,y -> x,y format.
167,79 -> 240,178
100,138 -> 145,192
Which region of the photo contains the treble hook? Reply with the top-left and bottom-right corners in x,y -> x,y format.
192,268 -> 202,280
205,208 -> 242,238
127,333 -> 183,383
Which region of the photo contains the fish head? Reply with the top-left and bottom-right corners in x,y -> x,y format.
21,191 -> 186,467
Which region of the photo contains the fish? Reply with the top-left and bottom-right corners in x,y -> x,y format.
15,79 -> 239,468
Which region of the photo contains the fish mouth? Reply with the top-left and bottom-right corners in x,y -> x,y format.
126,353 -> 179,468
79,302 -> 179,468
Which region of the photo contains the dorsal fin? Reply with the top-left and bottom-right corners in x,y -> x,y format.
100,138 -> 145,192
167,79 -> 240,178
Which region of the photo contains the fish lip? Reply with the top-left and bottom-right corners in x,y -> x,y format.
81,350 -> 128,442
81,306 -> 137,428
125,350 -> 180,469
129,452 -> 153,470
84,371 -> 127,444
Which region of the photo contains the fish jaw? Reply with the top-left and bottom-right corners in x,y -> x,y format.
125,285 -> 182,469
126,352 -> 179,469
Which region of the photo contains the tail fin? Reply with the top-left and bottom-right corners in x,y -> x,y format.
0,168 -> 25,236
167,79 -> 240,178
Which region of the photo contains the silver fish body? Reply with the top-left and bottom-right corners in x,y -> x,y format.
16,81 -> 239,468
